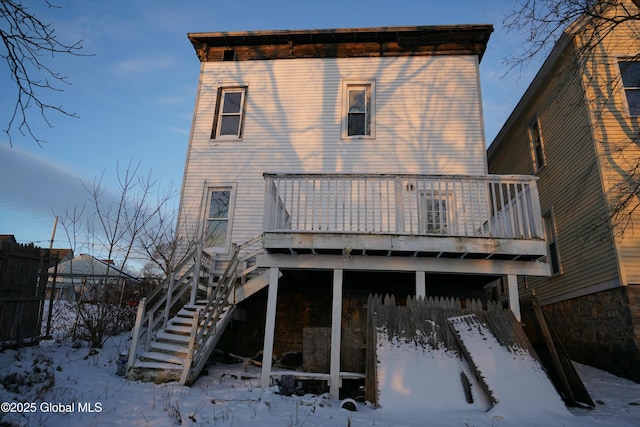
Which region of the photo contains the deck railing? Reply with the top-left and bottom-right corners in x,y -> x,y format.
263,173 -> 544,240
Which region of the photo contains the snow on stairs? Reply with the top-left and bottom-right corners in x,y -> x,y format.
129,300 -> 234,384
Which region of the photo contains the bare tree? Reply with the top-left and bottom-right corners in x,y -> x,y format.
1,0 -> 87,145
503,0 -> 640,72
54,160 -> 177,347
137,201 -> 198,279
504,0 -> 640,237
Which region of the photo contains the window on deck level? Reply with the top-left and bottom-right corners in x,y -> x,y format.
619,61 -> 640,116
418,192 -> 451,234
212,87 -> 246,139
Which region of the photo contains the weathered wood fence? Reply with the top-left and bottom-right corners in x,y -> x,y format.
365,294 -> 536,406
0,240 -> 54,348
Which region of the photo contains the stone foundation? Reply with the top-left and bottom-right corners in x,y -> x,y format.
541,285 -> 640,383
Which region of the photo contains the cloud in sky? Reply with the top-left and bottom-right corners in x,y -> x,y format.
0,144 -> 90,215
113,55 -> 177,75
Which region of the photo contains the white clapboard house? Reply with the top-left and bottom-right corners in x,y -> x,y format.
127,25 -> 551,396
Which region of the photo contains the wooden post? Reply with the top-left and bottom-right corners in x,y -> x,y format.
45,257 -> 59,338
330,269 -> 343,400
506,275 -> 521,322
261,267 -> 280,388
127,297 -> 146,374
416,271 -> 426,298
180,309 -> 200,385
394,178 -> 405,233
163,273 -> 175,328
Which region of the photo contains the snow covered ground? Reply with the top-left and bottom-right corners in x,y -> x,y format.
0,303 -> 638,426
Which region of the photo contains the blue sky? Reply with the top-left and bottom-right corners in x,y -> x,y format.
0,0 -> 542,250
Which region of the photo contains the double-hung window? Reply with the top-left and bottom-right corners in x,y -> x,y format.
619,61 -> 640,116
212,87 -> 246,139
528,115 -> 546,173
343,81 -> 374,138
204,187 -> 234,251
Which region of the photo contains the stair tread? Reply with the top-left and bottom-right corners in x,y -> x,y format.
140,351 -> 185,365
178,304 -> 229,316
149,341 -> 188,354
132,360 -> 183,371
173,307 -> 229,323
156,330 -> 190,344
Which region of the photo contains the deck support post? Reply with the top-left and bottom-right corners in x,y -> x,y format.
330,269 -> 343,400
416,271 -> 426,298
506,274 -> 521,322
261,267 -> 280,388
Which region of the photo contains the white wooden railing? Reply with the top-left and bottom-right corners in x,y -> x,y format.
263,173 -> 544,240
127,236 -> 266,383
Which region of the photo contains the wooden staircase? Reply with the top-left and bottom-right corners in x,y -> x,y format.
126,236 -> 265,385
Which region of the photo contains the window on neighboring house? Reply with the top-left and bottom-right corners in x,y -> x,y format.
543,210 -> 561,275
619,61 -> 640,116
528,115 -> 546,173
343,82 -> 374,138
212,87 -> 246,138
204,188 -> 233,251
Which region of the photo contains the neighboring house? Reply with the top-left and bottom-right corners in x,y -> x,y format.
48,248 -> 74,265
488,1 -> 640,382
47,254 -> 140,301
129,25 -> 551,394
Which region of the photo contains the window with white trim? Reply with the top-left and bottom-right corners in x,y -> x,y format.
204,187 -> 234,251
619,61 -> 640,116
212,87 -> 246,139
528,115 -> 546,173
543,210 -> 561,275
342,82 -> 374,138
418,192 -> 452,234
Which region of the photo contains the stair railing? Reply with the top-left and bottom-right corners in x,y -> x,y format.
183,243 -> 240,383
127,242 -> 210,373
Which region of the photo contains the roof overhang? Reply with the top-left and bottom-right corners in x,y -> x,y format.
187,25 -> 493,63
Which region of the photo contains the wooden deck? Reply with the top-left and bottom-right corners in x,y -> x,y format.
259,173 -> 549,276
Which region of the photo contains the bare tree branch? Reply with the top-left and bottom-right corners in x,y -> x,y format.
503,1 -> 640,73
0,0 -> 89,146
504,0 -> 640,238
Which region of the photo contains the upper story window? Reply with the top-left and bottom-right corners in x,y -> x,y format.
343,81 -> 375,138
619,61 -> 640,116
212,87 -> 246,139
527,115 -> 546,173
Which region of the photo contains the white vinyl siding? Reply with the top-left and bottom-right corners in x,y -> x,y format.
179,55 -> 487,249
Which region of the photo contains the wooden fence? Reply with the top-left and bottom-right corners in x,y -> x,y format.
0,239 -> 55,348
365,294 -> 535,406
